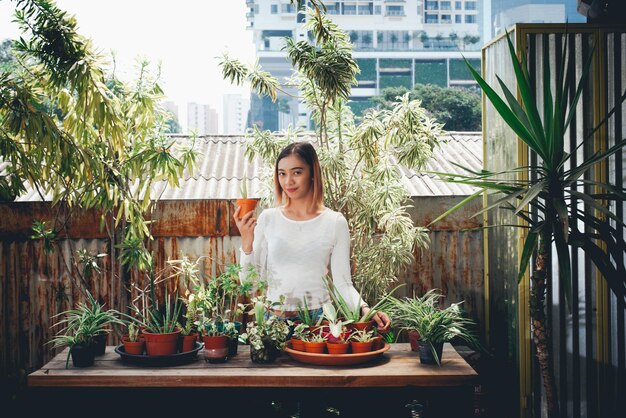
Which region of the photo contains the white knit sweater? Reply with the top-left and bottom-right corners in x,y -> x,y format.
239,207 -> 364,312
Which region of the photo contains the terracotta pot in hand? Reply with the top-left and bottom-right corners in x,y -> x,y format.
236,198 -> 258,217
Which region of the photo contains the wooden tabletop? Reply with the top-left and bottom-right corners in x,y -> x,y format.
28,343 -> 477,389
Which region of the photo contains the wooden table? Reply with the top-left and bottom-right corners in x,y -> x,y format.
28,343 -> 478,417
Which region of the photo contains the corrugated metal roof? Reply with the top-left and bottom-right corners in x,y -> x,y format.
6,132 -> 482,202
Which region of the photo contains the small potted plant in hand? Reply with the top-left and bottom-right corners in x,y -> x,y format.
122,323 -> 145,355
241,296 -> 291,364
236,172 -> 257,217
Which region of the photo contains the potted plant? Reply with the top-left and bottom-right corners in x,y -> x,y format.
121,323 -> 145,355
349,328 -> 376,353
200,317 -> 231,363
290,323 -> 308,351
49,289 -> 124,359
296,297 -> 324,334
235,172 -> 257,217
388,289 -> 479,365
323,275 -> 401,332
138,290 -> 183,356
241,297 -> 291,364
302,332 -> 327,354
321,302 -> 352,354
48,326 -> 98,368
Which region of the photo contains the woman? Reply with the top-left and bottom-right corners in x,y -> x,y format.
234,142 -> 391,333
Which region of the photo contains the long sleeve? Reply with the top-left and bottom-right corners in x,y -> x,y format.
330,213 -> 365,311
239,210 -> 267,286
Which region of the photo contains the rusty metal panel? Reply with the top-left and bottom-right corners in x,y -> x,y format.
150,200 -> 229,237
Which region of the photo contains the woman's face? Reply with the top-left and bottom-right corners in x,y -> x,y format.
277,154 -> 312,201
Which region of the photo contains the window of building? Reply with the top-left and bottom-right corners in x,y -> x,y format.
326,3 -> 340,14
441,14 -> 451,23
425,13 -> 438,23
440,1 -> 451,10
465,1 -> 477,10
465,14 -> 476,23
375,5 -> 382,15
271,4 -> 278,14
455,1 -> 461,9
455,14 -> 462,23
358,4 -> 373,15
425,1 -> 438,11
343,5 -> 357,15
386,5 -> 404,16
281,3 -> 296,13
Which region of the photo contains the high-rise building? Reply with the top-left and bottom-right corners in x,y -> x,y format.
187,102 -> 218,135
223,94 -> 251,134
490,1 -> 585,38
246,0 -> 484,131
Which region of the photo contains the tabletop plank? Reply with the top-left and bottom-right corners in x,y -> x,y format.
28,343 -> 477,388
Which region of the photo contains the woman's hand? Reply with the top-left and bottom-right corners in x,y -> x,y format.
234,206 -> 256,253
361,307 -> 392,334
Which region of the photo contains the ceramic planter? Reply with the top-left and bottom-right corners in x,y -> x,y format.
202,335 -> 229,363
350,340 -> 374,353
70,343 -> 95,367
236,198 -> 258,217
143,329 -> 181,356
418,341 -> 444,365
304,341 -> 326,354
326,341 -> 350,354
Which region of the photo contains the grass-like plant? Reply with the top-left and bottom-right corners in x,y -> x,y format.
142,290 -> 183,334
296,296 -> 324,327
387,289 -> 479,365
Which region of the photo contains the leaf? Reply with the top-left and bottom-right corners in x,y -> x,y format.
553,220 -> 572,311
518,231 -> 538,283
427,189 -> 483,227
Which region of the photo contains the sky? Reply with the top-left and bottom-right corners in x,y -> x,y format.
0,0 -> 256,133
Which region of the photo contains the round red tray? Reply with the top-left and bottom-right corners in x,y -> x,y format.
283,341 -> 390,366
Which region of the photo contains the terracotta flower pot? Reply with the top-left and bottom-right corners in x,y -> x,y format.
180,333 -> 198,353
123,340 -> 145,355
290,337 -> 306,351
350,340 -> 374,353
349,321 -> 374,332
236,198 -> 258,217
142,329 -> 181,356
371,335 -> 384,350
304,341 -> 326,354
408,330 -> 421,352
326,341 -> 350,354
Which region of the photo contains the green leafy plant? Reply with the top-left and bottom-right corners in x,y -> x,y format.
349,328 -> 375,343
323,275 -> 402,323
240,173 -> 249,199
388,289 -> 479,365
240,296 -> 291,352
140,290 -> 183,334
126,323 -> 140,342
303,332 -> 327,343
292,323 -> 310,340
296,296 -> 324,327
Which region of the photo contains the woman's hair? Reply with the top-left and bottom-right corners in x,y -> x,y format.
274,142 -> 324,208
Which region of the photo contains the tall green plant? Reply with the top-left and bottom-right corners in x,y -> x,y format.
430,31 -> 626,417
219,5 -> 439,302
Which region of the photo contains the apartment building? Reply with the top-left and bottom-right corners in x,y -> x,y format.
223,94 -> 251,134
246,0 -> 485,130
187,102 -> 219,135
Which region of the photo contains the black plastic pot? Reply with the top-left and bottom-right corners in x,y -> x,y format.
92,331 -> 107,355
418,341 -> 443,365
70,343 -> 95,367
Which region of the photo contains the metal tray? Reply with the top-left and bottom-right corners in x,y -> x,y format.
115,342 -> 203,367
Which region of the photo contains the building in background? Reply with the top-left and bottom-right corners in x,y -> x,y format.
223,93 -> 251,134
246,0 -> 484,131
163,100 -> 181,133
490,0 -> 584,38
187,102 -> 218,135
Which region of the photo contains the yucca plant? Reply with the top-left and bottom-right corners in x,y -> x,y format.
430,30 -> 626,416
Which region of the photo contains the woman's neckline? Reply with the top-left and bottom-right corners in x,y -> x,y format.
278,207 -> 328,223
